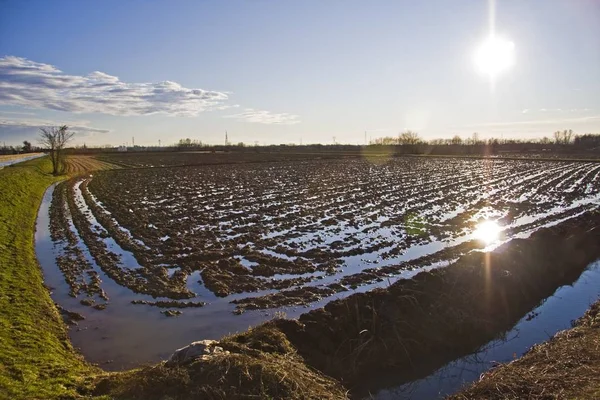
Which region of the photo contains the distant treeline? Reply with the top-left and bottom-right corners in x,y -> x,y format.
6,130 -> 600,157
0,140 -> 42,155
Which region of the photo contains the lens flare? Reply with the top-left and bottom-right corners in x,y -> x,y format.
474,35 -> 515,78
474,220 -> 502,244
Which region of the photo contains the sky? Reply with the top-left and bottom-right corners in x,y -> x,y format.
0,0 -> 599,147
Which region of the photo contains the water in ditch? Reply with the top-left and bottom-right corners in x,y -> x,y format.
371,260 -> 600,399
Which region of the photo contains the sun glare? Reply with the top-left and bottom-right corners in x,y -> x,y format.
474,220 -> 502,244
474,35 -> 515,78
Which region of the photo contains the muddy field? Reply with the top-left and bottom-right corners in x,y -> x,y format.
62,155 -> 118,175
41,155 -> 600,367
96,149 -> 363,168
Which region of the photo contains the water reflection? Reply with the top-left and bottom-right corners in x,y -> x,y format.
473,220 -> 502,245
372,261 -> 600,399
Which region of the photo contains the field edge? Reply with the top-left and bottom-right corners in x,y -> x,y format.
0,156 -> 113,400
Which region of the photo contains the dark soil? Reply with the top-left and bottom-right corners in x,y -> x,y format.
90,208 -> 600,400
80,157 -> 600,306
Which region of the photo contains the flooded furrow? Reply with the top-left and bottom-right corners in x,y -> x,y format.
36,157 -> 600,369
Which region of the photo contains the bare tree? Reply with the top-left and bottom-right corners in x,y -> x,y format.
451,135 -> 463,145
553,129 -> 574,145
398,130 -> 420,145
39,125 -> 75,175
553,130 -> 561,144
564,129 -> 573,144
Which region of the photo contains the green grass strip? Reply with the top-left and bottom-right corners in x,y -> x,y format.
0,157 -> 97,399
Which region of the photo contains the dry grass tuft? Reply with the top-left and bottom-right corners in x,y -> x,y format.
93,323 -> 348,400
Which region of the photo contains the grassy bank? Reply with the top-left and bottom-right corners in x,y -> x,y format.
0,157 -> 99,399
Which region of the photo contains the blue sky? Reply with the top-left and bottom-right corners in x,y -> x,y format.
1,0 -> 599,146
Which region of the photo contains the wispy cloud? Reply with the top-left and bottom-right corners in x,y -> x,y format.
225,108 -> 300,125
464,115 -> 600,129
523,108 -> 592,114
458,115 -> 600,134
0,117 -> 109,136
0,56 -> 229,117
0,110 -> 36,116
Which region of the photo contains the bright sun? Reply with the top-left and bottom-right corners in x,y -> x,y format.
474,220 -> 502,244
474,35 -> 515,78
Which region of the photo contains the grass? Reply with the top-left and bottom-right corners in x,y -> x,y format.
0,155 -> 120,399
0,156 -> 100,399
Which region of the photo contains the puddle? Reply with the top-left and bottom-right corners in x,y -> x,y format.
36,184 -> 282,370
34,158 -> 600,371
371,260 -> 600,400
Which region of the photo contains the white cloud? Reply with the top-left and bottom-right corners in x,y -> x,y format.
0,56 -> 229,117
225,108 -> 300,125
0,117 -> 109,136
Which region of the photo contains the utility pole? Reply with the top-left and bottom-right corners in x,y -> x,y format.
132,136 -> 135,147
225,131 -> 228,146
364,131 -> 367,145
158,139 -> 161,148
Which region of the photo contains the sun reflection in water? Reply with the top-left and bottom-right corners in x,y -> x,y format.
474,220 -> 502,245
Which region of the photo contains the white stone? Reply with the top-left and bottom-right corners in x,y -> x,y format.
165,339 -> 228,366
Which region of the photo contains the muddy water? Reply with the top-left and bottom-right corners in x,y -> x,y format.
37,180 -> 600,372
371,260 -> 600,400
36,185 -> 291,370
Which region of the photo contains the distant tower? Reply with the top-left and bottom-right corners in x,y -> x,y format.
225,131 -> 229,146
132,136 -> 135,147
158,139 -> 161,147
